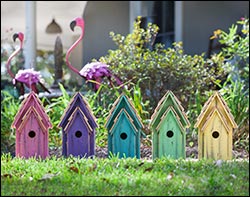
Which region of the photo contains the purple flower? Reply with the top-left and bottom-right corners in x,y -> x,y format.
80,62 -> 111,79
14,68 -> 42,88
79,61 -> 122,91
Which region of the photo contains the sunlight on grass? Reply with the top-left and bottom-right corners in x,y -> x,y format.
1,153 -> 249,196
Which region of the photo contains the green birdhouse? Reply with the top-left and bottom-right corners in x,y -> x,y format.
105,94 -> 145,158
150,90 -> 190,159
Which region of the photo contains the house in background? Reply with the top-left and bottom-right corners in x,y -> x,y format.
1,1 -> 249,86
82,1 -> 249,64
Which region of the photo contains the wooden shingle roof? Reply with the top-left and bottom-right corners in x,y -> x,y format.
63,107 -> 93,134
200,108 -> 231,133
194,91 -> 237,129
150,90 -> 190,129
58,92 -> 98,129
12,91 -> 52,130
18,106 -> 48,133
155,106 -> 185,133
109,109 -> 138,135
105,94 -> 144,131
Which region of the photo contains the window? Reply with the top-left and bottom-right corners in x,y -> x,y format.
140,1 -> 175,48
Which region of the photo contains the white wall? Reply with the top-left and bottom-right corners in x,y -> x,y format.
182,1 -> 249,56
68,0 -> 249,83
83,1 -> 129,66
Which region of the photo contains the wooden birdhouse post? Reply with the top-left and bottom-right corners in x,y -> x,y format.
194,91 -> 237,160
150,91 -> 190,159
12,91 -> 52,159
105,94 -> 145,159
58,92 -> 98,158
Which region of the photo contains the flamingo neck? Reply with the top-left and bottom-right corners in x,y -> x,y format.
6,44 -> 22,79
66,30 -> 84,75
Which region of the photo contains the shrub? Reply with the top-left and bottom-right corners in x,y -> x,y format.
208,17 -> 249,151
98,16 -> 226,120
1,90 -> 20,154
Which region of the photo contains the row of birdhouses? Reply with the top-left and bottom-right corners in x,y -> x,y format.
12,90 -> 237,160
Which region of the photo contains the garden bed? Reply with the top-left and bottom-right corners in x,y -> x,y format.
48,144 -> 249,160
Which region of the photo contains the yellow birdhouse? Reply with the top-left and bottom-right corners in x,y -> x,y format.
194,91 -> 237,160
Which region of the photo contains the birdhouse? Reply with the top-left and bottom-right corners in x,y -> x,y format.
58,92 -> 98,158
194,91 -> 238,160
105,94 -> 145,158
12,91 -> 52,159
150,90 -> 190,159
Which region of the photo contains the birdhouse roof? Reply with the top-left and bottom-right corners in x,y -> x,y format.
17,106 -> 47,133
58,92 -> 98,129
201,108 -> 231,133
109,109 -> 138,136
194,91 -> 237,129
12,91 -> 52,129
150,90 -> 190,129
63,107 -> 93,134
155,106 -> 185,133
105,94 -> 144,132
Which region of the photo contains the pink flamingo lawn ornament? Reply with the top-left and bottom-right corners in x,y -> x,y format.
66,17 -> 122,91
6,32 -> 51,95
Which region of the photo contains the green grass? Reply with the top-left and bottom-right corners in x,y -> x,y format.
1,153 -> 249,196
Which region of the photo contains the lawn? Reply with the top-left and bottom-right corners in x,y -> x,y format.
1,153 -> 249,196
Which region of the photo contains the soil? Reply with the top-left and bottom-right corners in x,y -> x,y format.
49,143 -> 249,160
3,140 -> 248,160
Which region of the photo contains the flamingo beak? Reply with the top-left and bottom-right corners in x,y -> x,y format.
13,33 -> 19,42
70,20 -> 76,31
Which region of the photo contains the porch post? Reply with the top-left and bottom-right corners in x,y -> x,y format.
24,1 -> 37,69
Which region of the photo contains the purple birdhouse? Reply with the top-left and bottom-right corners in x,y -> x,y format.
58,92 -> 98,158
11,91 -> 52,159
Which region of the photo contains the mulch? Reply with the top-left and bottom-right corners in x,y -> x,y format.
3,142 -> 248,160
49,144 -> 249,160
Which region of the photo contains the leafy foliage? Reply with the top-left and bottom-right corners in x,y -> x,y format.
43,83 -> 71,148
98,16 -> 225,120
205,17 -> 249,150
1,91 -> 21,153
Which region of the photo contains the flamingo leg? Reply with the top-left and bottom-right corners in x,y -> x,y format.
31,83 -> 39,94
39,82 -> 51,94
20,83 -> 25,96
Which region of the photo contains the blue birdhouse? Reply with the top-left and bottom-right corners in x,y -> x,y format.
105,94 -> 145,158
58,92 -> 98,158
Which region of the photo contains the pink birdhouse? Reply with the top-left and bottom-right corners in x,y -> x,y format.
11,91 -> 52,159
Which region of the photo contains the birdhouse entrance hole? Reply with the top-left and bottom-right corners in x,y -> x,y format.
75,130 -> 82,138
166,130 -> 174,138
120,132 -> 127,140
212,131 -> 220,138
28,130 -> 36,138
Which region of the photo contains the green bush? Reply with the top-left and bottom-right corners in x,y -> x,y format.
208,17 -> 249,150
1,90 -> 20,153
98,16 -> 226,120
